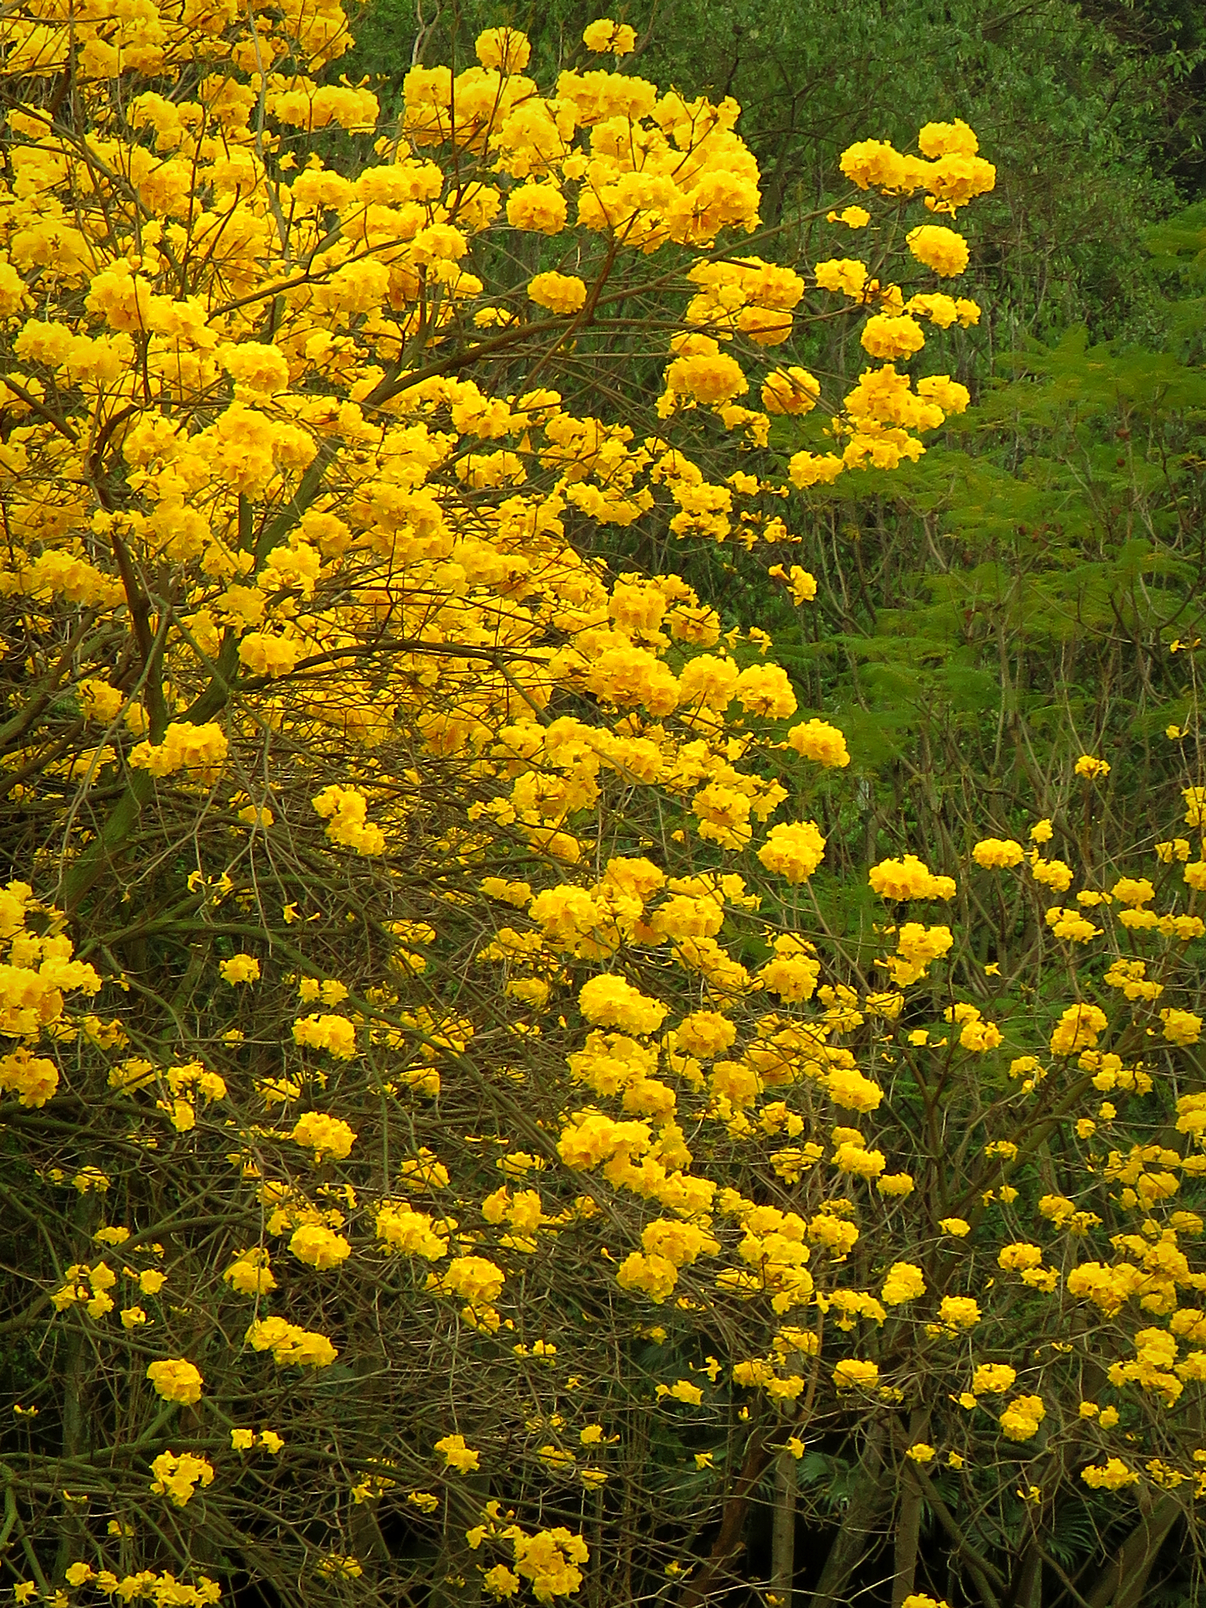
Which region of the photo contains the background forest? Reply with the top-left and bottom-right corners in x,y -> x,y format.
6,1 -> 1206,1608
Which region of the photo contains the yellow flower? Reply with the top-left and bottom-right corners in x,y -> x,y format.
218,954 -> 260,984
149,1451 -> 214,1506
972,1364 -> 1016,1395
938,1296 -> 980,1330
818,256 -> 873,298
312,785 -> 384,856
860,314 -> 925,360
246,1317 -> 338,1369
972,837 -> 1023,869
998,1394 -> 1045,1442
919,119 -> 980,158
290,1111 -> 357,1159
130,721 -> 228,782
1082,1458 -> 1139,1490
657,1379 -> 703,1405
582,18 -> 636,53
289,1224 -> 352,1270
880,1262 -> 925,1304
1074,754 -> 1110,781
223,1248 -> 276,1295
527,271 -> 586,312
435,1433 -> 481,1473
869,856 -> 956,901
906,224 -> 969,276
787,718 -> 848,767
482,1565 -> 520,1597
292,1014 -> 357,1059
146,1359 -> 203,1405
939,1218 -> 970,1236
998,1243 -> 1043,1272
1049,1004 -> 1107,1057
317,1555 -> 363,1580
475,25 -> 530,70
578,976 -> 668,1035
833,1359 -> 879,1390
768,564 -> 819,606
789,451 -> 845,488
1160,1008 -> 1203,1046
757,821 -> 826,883
762,368 -> 821,416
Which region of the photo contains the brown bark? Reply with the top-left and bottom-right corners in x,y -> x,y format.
678,1428 -> 772,1608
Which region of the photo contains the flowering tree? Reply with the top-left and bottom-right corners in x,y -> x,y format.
2,5 -> 1206,1608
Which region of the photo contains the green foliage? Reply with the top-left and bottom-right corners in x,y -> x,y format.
728,321 -> 1206,887
1145,202 -> 1206,356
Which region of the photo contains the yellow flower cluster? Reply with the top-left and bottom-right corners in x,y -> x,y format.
292,1013 -> 358,1058
833,1358 -> 880,1390
998,1394 -> 1046,1442
972,837 -> 1024,869
881,1262 -> 926,1305
436,1433 -> 481,1472
146,1359 -> 204,1405
578,976 -> 669,1035
868,855 -> 957,901
222,1249 -> 276,1296
312,785 -> 386,855
375,1202 -> 451,1259
290,1112 -> 357,1158
842,120 -> 995,212
245,1317 -> 338,1368
130,723 -> 229,782
426,1255 -> 508,1328
787,719 -> 850,767
757,821 -> 827,883
289,1223 -> 352,1269
219,955 -> 260,985
60,1569 -> 221,1608
1082,1458 -> 1140,1490
0,884 -> 101,1047
150,1451 -> 215,1507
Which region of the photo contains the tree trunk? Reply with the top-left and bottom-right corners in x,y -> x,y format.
679,1427 -> 771,1608
807,1422 -> 888,1608
891,1469 -> 923,1608
891,1409 -> 930,1608
771,1447 -> 797,1607
1087,1496 -> 1182,1608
